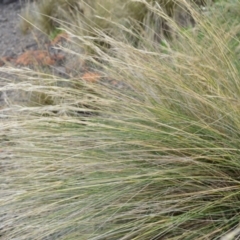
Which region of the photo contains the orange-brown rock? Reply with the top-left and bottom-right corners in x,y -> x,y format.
82,72 -> 101,83
14,50 -> 65,66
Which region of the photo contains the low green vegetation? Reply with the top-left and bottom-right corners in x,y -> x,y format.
1,0 -> 240,239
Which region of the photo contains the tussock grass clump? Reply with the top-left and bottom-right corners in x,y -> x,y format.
1,0 -> 240,239
20,0 -> 211,47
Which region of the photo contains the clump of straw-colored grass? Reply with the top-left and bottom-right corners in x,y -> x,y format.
1,0 -> 240,239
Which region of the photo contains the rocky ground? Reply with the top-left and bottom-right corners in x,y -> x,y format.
0,0 -> 84,108
0,0 -> 44,59
0,0 -> 48,104
0,0 -> 127,109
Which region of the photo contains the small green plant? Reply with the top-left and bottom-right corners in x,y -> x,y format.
49,28 -> 63,40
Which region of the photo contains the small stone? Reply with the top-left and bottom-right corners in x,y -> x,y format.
0,18 -> 7,23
